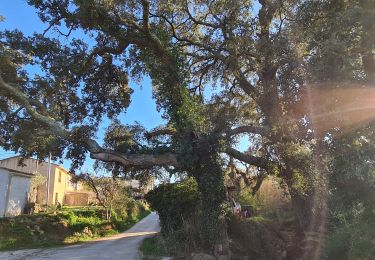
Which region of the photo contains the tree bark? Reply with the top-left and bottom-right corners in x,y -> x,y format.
90,151 -> 178,168
227,125 -> 269,137
225,147 -> 272,170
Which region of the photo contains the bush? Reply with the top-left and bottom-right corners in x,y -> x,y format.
237,188 -> 262,212
113,203 -> 151,232
323,211 -> 375,259
140,236 -> 167,259
145,177 -> 200,235
227,215 -> 286,260
0,204 -> 151,251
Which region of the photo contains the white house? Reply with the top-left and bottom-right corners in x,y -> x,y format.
0,156 -> 91,209
0,167 -> 32,217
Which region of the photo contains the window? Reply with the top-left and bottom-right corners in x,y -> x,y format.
58,171 -> 62,183
55,193 -> 58,205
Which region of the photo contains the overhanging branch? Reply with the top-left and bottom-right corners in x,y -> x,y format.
225,147 -> 271,170
90,151 -> 178,168
0,74 -> 179,169
0,74 -> 69,138
145,126 -> 177,140
228,125 -> 269,137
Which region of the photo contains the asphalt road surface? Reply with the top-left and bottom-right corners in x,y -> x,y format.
0,212 -> 160,260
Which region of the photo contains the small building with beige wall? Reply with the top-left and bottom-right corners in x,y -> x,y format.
0,156 -> 89,212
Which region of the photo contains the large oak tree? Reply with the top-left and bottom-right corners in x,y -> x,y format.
1,0 -> 374,257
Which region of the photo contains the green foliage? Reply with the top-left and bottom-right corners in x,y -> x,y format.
237,188 -> 262,212
145,177 -> 200,234
59,211 -> 105,233
227,215 -> 285,260
323,129 -> 375,259
0,215 -> 63,250
1,0 -> 374,256
140,236 -> 167,259
113,202 -> 151,232
0,205 -> 150,251
63,233 -> 94,244
81,173 -> 135,220
323,211 -> 375,260
30,172 -> 47,189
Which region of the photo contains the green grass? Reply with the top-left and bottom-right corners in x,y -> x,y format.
0,206 -> 151,251
249,215 -> 272,224
140,236 -> 167,260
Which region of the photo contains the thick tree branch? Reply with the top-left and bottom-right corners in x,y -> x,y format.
145,127 -> 177,140
141,0 -> 150,34
0,74 -> 69,138
90,40 -> 130,57
225,147 -> 271,170
235,168 -> 253,187
0,74 -> 179,168
90,151 -> 178,168
228,125 -> 269,137
251,174 -> 266,196
235,167 -> 265,195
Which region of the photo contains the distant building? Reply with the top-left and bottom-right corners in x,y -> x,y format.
0,156 -> 156,217
0,156 -> 89,217
0,166 -> 32,217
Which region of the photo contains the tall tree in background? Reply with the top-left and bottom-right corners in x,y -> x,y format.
0,0 -> 374,257
82,172 -> 132,220
295,1 -> 375,258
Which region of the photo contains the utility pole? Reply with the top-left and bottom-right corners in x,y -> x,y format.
46,152 -> 51,206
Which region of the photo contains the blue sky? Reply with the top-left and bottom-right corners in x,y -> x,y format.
0,0 -> 165,170
0,0 -> 249,171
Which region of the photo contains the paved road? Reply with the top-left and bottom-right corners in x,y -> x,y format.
0,212 -> 160,260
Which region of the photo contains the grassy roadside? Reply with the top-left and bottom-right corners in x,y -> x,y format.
0,205 -> 151,251
139,235 -> 167,260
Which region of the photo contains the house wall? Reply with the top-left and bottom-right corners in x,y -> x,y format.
6,174 -> 31,216
0,168 -> 31,217
65,174 -> 76,192
0,157 -> 57,205
0,157 -> 76,205
0,169 -> 9,217
0,157 -> 93,209
34,166 -> 56,205
52,168 -> 69,205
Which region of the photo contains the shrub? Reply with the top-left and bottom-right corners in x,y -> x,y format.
145,177 -> 200,235
101,229 -> 118,236
0,205 -> 151,251
140,236 -> 167,258
227,215 -> 285,260
64,233 -> 94,244
112,202 -> 151,231
237,188 -> 262,212
323,211 -> 375,259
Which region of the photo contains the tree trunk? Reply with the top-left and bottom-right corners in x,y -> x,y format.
194,155 -> 227,251
285,150 -> 330,260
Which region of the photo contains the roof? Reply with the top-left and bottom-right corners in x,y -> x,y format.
0,155 -> 71,175
0,155 -> 60,167
0,166 -> 34,178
